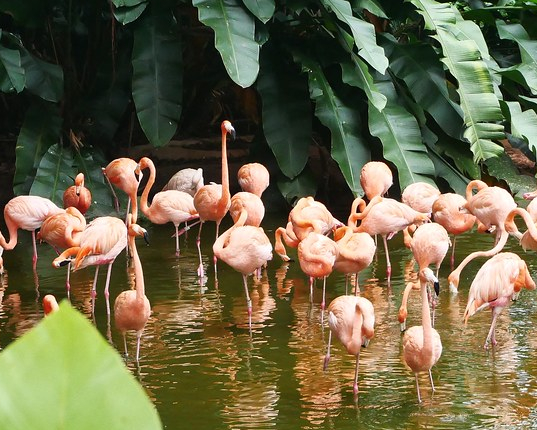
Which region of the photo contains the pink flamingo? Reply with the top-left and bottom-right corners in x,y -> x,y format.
63,172 -> 92,215
102,157 -> 142,222
237,162 -> 270,197
359,161 -> 393,200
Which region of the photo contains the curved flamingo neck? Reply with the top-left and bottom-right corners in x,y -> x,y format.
398,282 -> 415,322
130,234 -> 145,299
234,209 -> 248,227
505,207 -> 537,242
0,217 -> 20,250
139,157 -> 156,217
465,180 -> 488,201
421,274 -> 433,355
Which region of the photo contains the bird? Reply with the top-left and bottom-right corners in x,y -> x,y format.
63,172 -> 92,215
323,295 -> 375,395
193,120 -> 235,277
42,294 -> 60,316
162,167 -> 204,196
463,252 -> 536,349
398,281 -> 419,331
297,231 -> 338,312
504,207 -> 537,252
333,226 -> 376,294
237,163 -> 270,197
401,222 -> 450,328
137,157 -> 199,257
349,196 -> 430,282
52,216 -> 128,315
401,182 -> 441,214
402,267 -> 443,403
432,193 -> 476,268
114,215 -> 151,362
212,208 -> 273,328
359,161 -> 393,201
274,221 -> 300,262
0,195 -> 64,270
37,207 -> 87,295
102,157 -> 142,223
447,180 -> 517,293
229,192 -> 265,227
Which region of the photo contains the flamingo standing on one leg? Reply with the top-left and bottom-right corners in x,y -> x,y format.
463,252 -> 536,349
333,226 -> 376,295
137,157 -> 199,257
37,207 -> 86,295
63,172 -> 92,215
0,195 -> 64,270
448,180 -> 517,293
114,215 -> 151,362
323,295 -> 375,395
102,157 -> 142,223
193,120 -> 235,278
402,267 -> 443,403
359,161 -> 393,201
212,209 -> 273,329
432,193 -> 476,268
52,216 -> 128,315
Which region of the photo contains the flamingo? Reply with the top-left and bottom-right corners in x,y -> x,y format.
102,157 -> 142,222
349,196 -> 430,282
114,215 -> 151,361
162,167 -> 204,196
402,267 -> 443,403
42,294 -> 60,316
447,180 -> 517,293
504,207 -> 537,252
193,120 -> 235,277
274,221 -> 300,262
229,192 -> 265,227
323,295 -> 375,395
398,222 -> 450,330
137,157 -> 199,257
37,207 -> 87,295
401,182 -> 441,214
359,161 -> 393,201
237,162 -> 270,197
0,195 -> 64,270
432,193 -> 476,268
463,252 -> 536,349
52,216 -> 128,315
297,231 -> 338,313
333,226 -> 376,294
63,173 -> 92,215
212,209 -> 273,328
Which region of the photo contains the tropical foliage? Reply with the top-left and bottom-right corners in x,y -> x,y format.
1,0 -> 537,208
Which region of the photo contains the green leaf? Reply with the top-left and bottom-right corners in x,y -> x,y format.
384,36 -> 464,139
132,11 -> 183,147
301,56 -> 370,196
424,140 -> 469,195
113,2 -> 148,25
321,0 -> 388,73
354,0 -> 388,18
242,0 -> 275,23
20,49 -> 63,102
194,0 -> 259,87
502,101 -> 537,156
277,169 -> 318,204
485,153 -> 537,198
0,302 -> 162,430
368,80 -> 436,190
257,46 -> 311,179
13,104 -> 62,196
0,44 -> 25,93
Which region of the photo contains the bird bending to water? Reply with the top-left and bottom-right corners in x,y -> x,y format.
138,157 -> 199,257
0,195 -> 64,270
359,161 -> 393,201
63,173 -> 92,215
324,295 -> 375,395
102,157 -> 142,223
463,252 -> 535,349
237,163 -> 270,197
229,192 -> 265,227
114,216 -> 151,361
402,267 -> 442,403
162,167 -> 204,196
212,209 -> 273,328
193,120 -> 235,278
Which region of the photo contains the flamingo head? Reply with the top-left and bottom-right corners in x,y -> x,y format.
74,173 -> 85,195
222,120 -> 236,140
43,294 -> 59,316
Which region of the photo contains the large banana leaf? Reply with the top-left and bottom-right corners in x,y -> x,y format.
132,11 -> 182,147
299,55 -> 369,196
193,0 -> 259,87
0,36 -> 25,93
502,101 -> 537,155
411,0 -> 505,163
112,0 -> 148,24
0,302 -> 162,429
277,168 -> 318,204
321,0 -> 388,74
496,20 -> 537,95
20,48 -> 63,103
242,0 -> 275,23
383,36 -> 463,139
485,153 -> 536,198
13,104 -> 61,196
257,46 -> 311,179
369,80 -> 436,190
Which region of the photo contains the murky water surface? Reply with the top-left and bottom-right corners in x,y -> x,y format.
1,214 -> 537,429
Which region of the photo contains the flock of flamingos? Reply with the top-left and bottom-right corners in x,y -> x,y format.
1,119 -> 537,404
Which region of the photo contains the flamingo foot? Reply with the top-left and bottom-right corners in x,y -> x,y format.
323,354 -> 330,371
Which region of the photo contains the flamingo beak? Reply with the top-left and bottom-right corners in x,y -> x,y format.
143,231 -> 150,245
434,280 -> 440,296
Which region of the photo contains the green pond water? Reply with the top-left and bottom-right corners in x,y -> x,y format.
1,213 -> 537,429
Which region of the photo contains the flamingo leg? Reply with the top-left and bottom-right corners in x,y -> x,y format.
174,225 -> 180,257
382,234 -> 391,282
242,274 -> 252,329
323,329 -> 333,371
123,334 -> 128,358
415,373 -> 422,403
103,262 -> 114,316
309,277 -> 314,302
213,222 -> 221,278
91,266 -> 100,313
136,331 -> 142,362
450,236 -> 457,269
103,170 -> 120,212
66,262 -> 71,299
429,369 -> 435,392
354,273 -> 360,296
196,221 -> 205,278
32,230 -> 38,270
353,347 -> 361,395
485,308 -> 501,349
